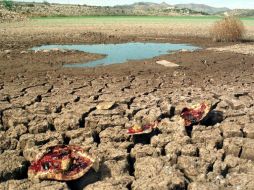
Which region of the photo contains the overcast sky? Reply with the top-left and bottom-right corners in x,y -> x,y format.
17,0 -> 254,9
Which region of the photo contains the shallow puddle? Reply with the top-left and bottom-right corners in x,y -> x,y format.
32,42 -> 200,67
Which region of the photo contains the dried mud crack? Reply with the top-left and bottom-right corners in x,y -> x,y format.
0,31 -> 254,190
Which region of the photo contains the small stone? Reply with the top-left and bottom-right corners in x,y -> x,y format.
156,60 -> 179,67
4,50 -> 11,54
96,101 -> 115,110
42,50 -> 50,53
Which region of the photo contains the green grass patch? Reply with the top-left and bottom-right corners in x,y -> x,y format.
31,15 -> 254,26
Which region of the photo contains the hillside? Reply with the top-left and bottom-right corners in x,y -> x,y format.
174,3 -> 230,14
2,1 -> 254,18
0,1 -> 208,17
115,2 -> 171,10
224,9 -> 254,17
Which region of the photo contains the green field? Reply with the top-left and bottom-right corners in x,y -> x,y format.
1,15 -> 253,40
31,16 -> 254,26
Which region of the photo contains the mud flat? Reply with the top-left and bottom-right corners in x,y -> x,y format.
0,23 -> 254,190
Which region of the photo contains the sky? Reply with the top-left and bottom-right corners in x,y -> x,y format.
17,0 -> 254,9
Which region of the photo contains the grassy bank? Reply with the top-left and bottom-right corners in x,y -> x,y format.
31,15 -> 254,26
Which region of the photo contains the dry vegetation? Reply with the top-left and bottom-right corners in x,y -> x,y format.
210,16 -> 245,42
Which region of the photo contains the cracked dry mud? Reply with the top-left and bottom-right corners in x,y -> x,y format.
0,32 -> 254,190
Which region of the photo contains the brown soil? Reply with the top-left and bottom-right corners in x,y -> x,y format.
0,24 -> 254,190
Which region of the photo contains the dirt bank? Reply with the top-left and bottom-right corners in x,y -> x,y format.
0,29 -> 254,190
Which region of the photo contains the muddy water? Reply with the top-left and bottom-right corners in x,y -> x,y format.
32,42 -> 200,67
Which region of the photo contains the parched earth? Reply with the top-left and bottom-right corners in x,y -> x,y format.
0,31 -> 254,190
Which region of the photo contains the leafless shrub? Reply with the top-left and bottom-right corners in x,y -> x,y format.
210,16 -> 245,42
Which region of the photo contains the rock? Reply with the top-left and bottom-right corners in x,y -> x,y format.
52,48 -> 60,51
91,106 -> 125,117
0,179 -> 69,190
42,50 -> 50,53
156,60 -> 180,67
0,150 -> 28,181
4,50 -> 11,54
96,101 -> 115,110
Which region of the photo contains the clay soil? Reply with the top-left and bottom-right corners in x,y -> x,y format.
0,20 -> 254,190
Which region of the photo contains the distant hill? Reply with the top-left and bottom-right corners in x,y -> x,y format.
223,9 -> 254,17
0,1 -> 208,17
114,2 -> 209,15
115,2 -> 231,15
174,3 -> 230,14
127,2 -> 171,9
3,1 -> 254,18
